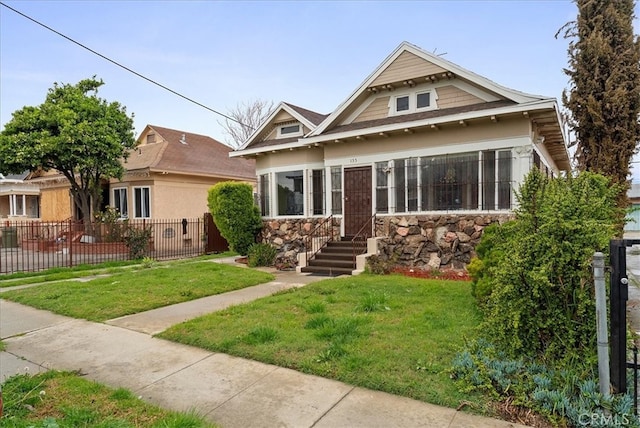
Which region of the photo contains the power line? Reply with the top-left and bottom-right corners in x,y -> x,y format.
0,1 -> 251,129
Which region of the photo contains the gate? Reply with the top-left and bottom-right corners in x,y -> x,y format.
610,239 -> 640,412
204,213 -> 229,253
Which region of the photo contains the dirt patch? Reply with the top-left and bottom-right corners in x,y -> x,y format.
391,266 -> 471,281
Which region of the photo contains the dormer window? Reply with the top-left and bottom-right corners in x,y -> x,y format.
277,123 -> 303,138
146,133 -> 156,144
390,89 -> 438,116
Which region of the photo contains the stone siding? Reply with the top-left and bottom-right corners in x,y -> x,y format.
374,214 -> 513,270
260,217 -> 341,266
260,214 -> 512,270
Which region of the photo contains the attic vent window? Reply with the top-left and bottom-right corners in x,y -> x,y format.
390,89 -> 438,116
146,134 -> 156,144
277,124 -> 302,138
396,96 -> 409,112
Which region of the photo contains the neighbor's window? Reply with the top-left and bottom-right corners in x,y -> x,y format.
259,174 -> 270,216
276,170 -> 303,216
133,187 -> 151,218
311,169 -> 325,215
331,167 -> 342,215
113,188 -> 128,218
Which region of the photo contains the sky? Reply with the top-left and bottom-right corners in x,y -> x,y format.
1,0 -> 639,177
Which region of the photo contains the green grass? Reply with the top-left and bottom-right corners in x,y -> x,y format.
0,253 -> 237,288
158,274 -> 484,409
1,260 -> 273,321
0,370 -> 216,427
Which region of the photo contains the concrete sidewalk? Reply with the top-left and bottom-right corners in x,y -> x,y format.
0,261 -> 529,427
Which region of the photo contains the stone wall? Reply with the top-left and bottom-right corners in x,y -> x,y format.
374,214 -> 513,270
260,217 -> 341,267
260,214 -> 512,270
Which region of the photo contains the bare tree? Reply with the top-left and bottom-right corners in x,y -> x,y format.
219,99 -> 275,149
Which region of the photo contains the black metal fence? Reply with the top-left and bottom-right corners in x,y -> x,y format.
0,216 -> 222,274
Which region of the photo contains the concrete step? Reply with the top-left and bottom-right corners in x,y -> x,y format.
300,265 -> 354,276
308,258 -> 355,269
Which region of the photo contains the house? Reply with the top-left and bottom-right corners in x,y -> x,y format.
230,41 -> 570,274
110,125 -> 256,220
23,125 -> 256,222
0,172 -> 40,220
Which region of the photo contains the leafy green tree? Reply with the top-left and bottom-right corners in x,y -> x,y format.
477,170 -> 622,363
208,182 -> 262,255
560,0 -> 640,215
0,77 -> 136,229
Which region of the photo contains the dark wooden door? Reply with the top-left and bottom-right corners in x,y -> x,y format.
344,166 -> 372,237
204,212 -> 229,253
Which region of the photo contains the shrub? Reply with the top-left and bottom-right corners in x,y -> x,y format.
124,225 -> 153,259
247,243 -> 277,267
208,182 -> 262,255
475,170 -> 622,362
451,339 -> 639,427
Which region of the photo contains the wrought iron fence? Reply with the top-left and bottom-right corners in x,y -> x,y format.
0,216 -> 212,274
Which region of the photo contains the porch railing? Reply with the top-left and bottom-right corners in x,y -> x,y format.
351,213 -> 376,264
305,215 -> 335,266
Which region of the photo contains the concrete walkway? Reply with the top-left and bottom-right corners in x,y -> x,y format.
0,259 -> 529,428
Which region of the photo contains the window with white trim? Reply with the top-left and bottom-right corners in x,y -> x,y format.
311,169 -> 325,215
133,187 -> 151,218
277,123 -> 302,138
375,162 -> 389,213
259,174 -> 270,216
377,150 -> 512,212
112,188 -> 128,218
331,167 -> 342,215
390,89 -> 437,115
276,170 -> 304,215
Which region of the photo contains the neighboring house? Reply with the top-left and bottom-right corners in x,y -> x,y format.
110,125 -> 256,220
0,172 -> 40,219
20,125 -> 256,222
231,41 -> 570,273
626,183 -> 640,237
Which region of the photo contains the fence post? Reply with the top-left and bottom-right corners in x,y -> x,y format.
594,252 -> 610,395
68,218 -> 73,268
610,240 -> 628,393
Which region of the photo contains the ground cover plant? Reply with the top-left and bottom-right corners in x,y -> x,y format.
0,260 -> 273,321
0,370 -> 215,427
158,274 -> 484,409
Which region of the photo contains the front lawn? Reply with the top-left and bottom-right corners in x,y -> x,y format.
1,261 -> 274,321
1,370 -> 215,427
158,274 -> 484,409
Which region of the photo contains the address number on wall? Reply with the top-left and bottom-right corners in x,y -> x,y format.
349,158 -> 358,163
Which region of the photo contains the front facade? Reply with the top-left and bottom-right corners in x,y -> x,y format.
232,42 -> 570,270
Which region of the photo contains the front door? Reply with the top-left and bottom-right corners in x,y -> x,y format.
344,166 -> 372,237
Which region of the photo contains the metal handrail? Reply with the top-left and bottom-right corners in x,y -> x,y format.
305,215 -> 335,265
351,213 -> 376,263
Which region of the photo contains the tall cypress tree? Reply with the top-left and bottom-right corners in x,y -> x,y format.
562,0 -> 640,211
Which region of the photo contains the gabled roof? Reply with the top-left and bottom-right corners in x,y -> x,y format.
310,41 -> 551,137
237,102 -> 328,151
127,125 -> 255,180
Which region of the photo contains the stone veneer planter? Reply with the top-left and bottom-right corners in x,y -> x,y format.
260,213 -> 512,270
374,214 -> 513,270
